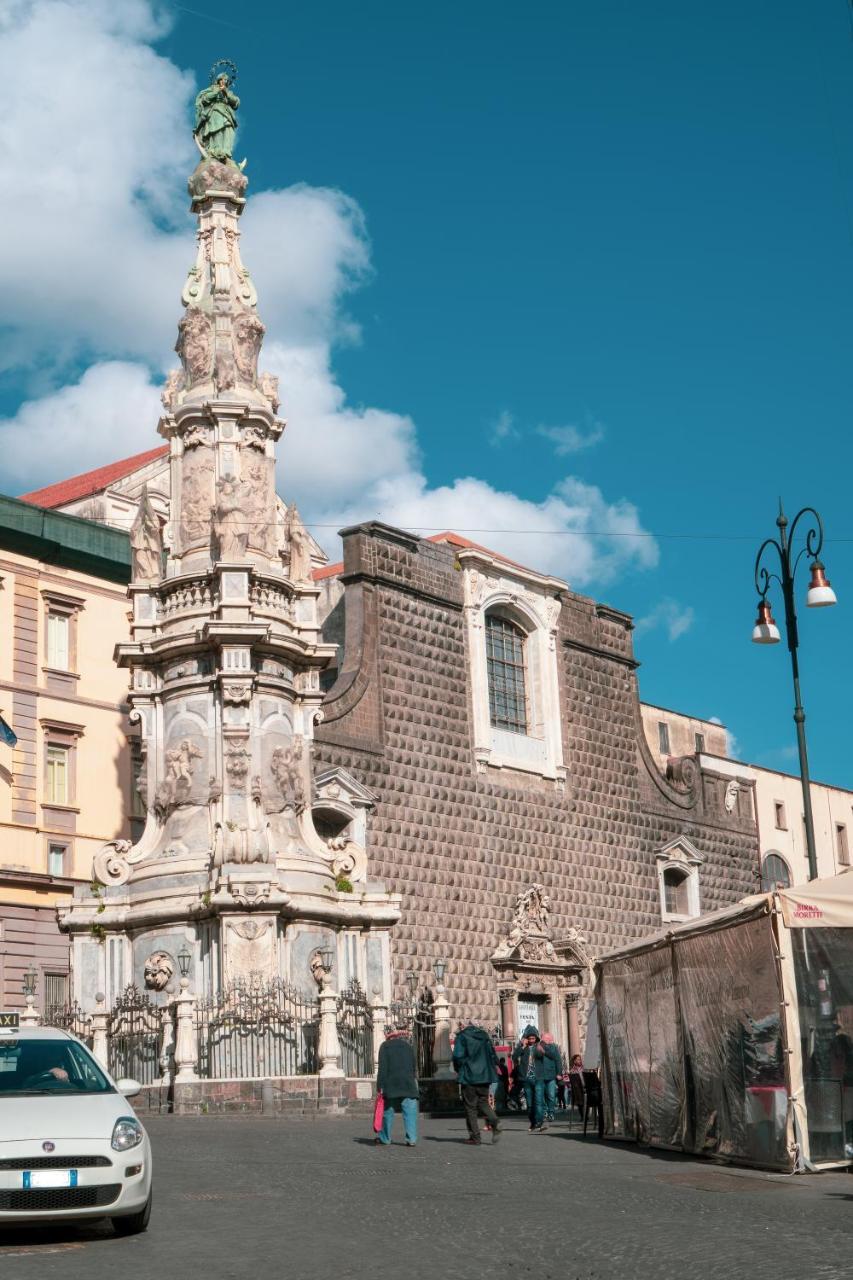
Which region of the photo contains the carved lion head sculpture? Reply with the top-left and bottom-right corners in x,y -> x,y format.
143,950 -> 175,992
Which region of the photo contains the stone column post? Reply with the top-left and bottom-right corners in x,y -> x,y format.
371,993 -> 387,1072
567,994 -> 580,1061
499,988 -> 517,1043
173,979 -> 198,1082
20,996 -> 40,1028
431,987 -> 454,1079
91,993 -> 109,1069
159,1003 -> 176,1085
318,984 -> 344,1078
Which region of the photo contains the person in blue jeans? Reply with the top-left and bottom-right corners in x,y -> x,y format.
540,1033 -> 563,1122
512,1025 -> 547,1132
376,1026 -> 419,1146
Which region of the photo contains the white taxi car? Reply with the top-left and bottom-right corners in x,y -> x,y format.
0,1015 -> 152,1234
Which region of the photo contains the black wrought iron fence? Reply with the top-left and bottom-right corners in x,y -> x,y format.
42,1001 -> 94,1048
107,985 -> 163,1085
336,980 -> 373,1077
389,990 -> 435,1079
194,977 -> 319,1079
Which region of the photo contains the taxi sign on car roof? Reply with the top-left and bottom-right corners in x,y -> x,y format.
0,1012 -> 20,1033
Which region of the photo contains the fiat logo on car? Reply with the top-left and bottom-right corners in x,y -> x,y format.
42,1141 -> 55,1153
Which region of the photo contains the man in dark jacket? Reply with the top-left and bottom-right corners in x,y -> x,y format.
540,1032 -> 563,1122
453,1021 -> 501,1145
512,1025 -> 547,1132
376,1027 -> 419,1146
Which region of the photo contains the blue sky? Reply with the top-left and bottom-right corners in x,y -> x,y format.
1,0 -> 852,786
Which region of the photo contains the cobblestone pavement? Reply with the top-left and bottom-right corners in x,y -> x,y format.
1,1111 -> 851,1280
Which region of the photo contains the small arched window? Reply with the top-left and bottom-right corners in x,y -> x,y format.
485,613 -> 528,734
761,852 -> 792,892
662,867 -> 690,917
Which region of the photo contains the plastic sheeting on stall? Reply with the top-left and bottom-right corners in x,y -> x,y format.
597,871 -> 853,1170
597,901 -> 794,1170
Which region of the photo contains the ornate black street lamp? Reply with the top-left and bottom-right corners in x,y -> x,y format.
753,502 -> 837,881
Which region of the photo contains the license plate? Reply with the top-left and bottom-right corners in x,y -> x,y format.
22,1170 -> 77,1189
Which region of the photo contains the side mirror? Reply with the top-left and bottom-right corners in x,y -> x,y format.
116,1077 -> 142,1098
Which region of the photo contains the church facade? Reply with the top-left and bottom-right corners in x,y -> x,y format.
311,520 -> 760,1052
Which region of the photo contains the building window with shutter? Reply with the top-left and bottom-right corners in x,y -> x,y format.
43,972 -> 69,1011
485,614 -> 528,734
694,732 -> 705,752
658,722 -> 670,755
837,824 -> 849,867
46,612 -> 70,669
41,590 -> 84,692
47,842 -> 67,877
46,745 -> 69,805
774,801 -> 787,830
761,853 -> 792,891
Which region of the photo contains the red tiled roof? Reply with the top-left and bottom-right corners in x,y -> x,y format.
18,445 -> 169,510
311,530 -> 524,582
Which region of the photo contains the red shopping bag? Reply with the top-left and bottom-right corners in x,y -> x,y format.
373,1091 -> 385,1133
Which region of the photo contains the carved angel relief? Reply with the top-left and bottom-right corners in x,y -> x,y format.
233,310 -> 265,383
270,740 -> 306,814
177,307 -> 213,384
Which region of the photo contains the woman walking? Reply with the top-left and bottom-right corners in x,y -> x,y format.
375,1025 -> 419,1146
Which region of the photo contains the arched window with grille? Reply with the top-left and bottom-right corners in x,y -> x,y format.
761,852 -> 792,892
485,613 -> 528,734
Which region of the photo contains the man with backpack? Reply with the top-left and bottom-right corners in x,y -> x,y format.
452,1020 -> 501,1146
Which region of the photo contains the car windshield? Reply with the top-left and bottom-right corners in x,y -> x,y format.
0,1038 -> 114,1096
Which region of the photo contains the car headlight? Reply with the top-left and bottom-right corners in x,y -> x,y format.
111,1117 -> 143,1151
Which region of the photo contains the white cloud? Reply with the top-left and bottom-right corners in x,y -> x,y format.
536,422 -> 605,455
303,471 -> 657,587
635,598 -> 695,642
0,0 -> 193,371
489,410 -> 520,446
0,363 -> 162,490
709,715 -> 741,759
0,0 -> 661,594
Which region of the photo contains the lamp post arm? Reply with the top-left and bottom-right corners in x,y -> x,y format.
754,538 -> 784,599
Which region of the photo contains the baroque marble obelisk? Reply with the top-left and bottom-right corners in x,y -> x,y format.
60,67 -> 399,1007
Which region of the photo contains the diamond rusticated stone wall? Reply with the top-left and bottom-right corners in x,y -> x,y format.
314,523 -> 758,1025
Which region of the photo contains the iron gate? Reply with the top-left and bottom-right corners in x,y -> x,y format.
389,990 -> 435,1079
107,985 -> 163,1084
336,980 -> 373,1077
42,1001 -> 94,1048
194,977 -> 319,1079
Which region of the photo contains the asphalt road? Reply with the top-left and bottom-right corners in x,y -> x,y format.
1,1111 -> 851,1280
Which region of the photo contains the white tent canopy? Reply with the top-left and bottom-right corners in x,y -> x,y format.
595,869 -> 853,1171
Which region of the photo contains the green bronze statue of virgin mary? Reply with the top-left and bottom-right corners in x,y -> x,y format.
194,60 -> 240,162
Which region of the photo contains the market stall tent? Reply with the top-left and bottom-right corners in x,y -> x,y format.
595,868 -> 853,1171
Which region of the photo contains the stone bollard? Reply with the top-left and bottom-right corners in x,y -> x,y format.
91,993 -> 109,1069
431,986 -> 455,1079
173,979 -> 198,1082
20,996 -> 40,1028
370,993 -> 388,1072
318,984 -> 344,1078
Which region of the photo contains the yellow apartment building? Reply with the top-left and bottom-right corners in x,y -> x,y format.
0,495 -> 133,1009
